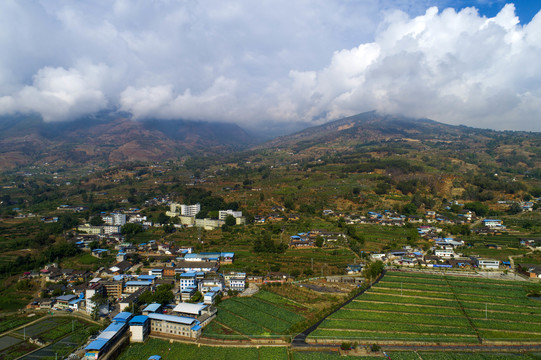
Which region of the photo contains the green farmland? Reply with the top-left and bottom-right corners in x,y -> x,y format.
309,271 -> 541,344
0,315 -> 99,360
202,290 -> 308,339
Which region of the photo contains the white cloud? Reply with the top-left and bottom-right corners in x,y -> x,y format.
0,63 -> 109,121
271,4 -> 541,131
0,1 -> 540,131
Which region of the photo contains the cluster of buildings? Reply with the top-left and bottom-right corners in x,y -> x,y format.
165,202 -> 246,230
369,239 -> 506,270
323,209 -> 479,227
289,230 -> 346,248
26,241 -> 244,329
84,304 -> 213,359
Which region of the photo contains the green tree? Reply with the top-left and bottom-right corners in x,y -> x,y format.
156,212 -> 169,225
225,215 -> 236,227
90,216 -> 104,226
121,223 -> 143,239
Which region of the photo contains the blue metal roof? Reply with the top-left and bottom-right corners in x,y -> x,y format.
180,272 -> 196,277
148,356 -> 162,360
143,303 -> 161,313
138,275 -> 157,280
125,280 -> 152,286
85,339 -> 108,351
113,312 -> 133,323
191,325 -> 202,331
129,315 -> 149,325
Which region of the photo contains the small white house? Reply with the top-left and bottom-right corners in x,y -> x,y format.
476,259 -> 500,270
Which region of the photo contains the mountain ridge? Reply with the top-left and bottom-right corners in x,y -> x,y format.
0,112 -> 257,170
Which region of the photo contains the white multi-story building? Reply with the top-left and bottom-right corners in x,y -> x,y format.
434,248 -> 455,258
112,213 -> 126,226
180,204 -> 200,217
103,225 -> 121,235
218,210 -> 243,220
102,213 -> 127,226
179,272 -> 197,290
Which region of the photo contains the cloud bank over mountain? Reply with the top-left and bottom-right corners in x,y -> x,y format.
0,1 -> 540,131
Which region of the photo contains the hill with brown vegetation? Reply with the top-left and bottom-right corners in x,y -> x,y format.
0,112 -> 257,170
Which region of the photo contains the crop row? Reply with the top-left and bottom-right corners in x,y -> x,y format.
367,288 -> 458,300
213,309 -> 270,336
352,293 -> 459,307
455,293 -> 533,306
471,318 -> 541,333
118,338 -> 262,360
229,297 -> 305,324
377,280 -> 450,291
318,319 -> 476,335
346,300 -> 462,316
218,301 -> 291,334
416,352 -> 535,359
329,309 -> 471,328
385,272 -> 524,286
478,329 -> 541,340
465,309 -> 541,324
14,317 -> 69,338
461,301 -> 541,314
253,291 -> 308,312
385,273 -> 528,289
0,315 -> 44,334
446,284 -> 526,298
308,329 -> 478,342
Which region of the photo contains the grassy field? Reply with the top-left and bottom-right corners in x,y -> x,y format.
308,271 -> 541,344
118,338 -> 283,360
117,339 -> 541,359
202,290 -> 308,339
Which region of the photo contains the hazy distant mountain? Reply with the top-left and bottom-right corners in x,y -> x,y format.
0,112 -> 257,169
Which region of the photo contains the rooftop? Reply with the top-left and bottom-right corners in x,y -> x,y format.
147,313 -> 197,325
172,302 -> 206,315
143,303 -> 161,313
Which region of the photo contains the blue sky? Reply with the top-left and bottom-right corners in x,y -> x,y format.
0,1 -> 540,132
444,0 -> 538,23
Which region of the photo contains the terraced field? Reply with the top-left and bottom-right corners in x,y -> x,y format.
308,271 -> 541,344
202,290 -> 308,338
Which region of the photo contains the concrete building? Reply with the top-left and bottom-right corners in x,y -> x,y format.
147,313 -> 202,339
434,248 -> 456,258
180,204 -> 201,217
179,272 -> 197,290
129,315 -> 150,342
194,218 -> 224,230
124,281 -> 152,294
476,258 -> 500,270
218,210 -> 242,220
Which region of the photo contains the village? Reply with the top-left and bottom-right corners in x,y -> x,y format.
10,196 -> 538,359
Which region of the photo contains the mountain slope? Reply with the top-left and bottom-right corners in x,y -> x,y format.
261,111 -> 494,150
0,112 -> 257,169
